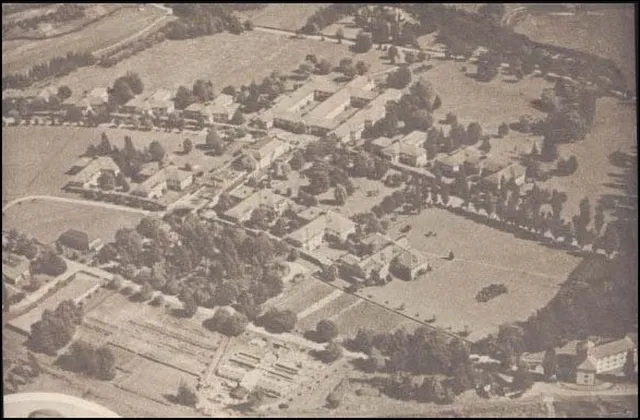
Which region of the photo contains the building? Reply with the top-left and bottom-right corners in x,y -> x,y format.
208,94 -> 240,123
397,130 -> 428,167
339,242 -> 395,283
224,189 -> 291,223
57,229 -> 100,251
68,157 -> 120,188
64,87 -> 109,115
145,89 -> 175,117
286,210 -> 355,251
165,167 -> 193,191
483,163 -> 527,190
370,136 -> 396,156
246,136 -> 290,170
133,170 -> 167,199
575,335 -> 637,385
436,148 -> 485,177
389,246 -> 430,281
296,206 -> 325,224
182,102 -> 212,122
208,167 -> 247,191
37,86 -> 59,102
136,162 -> 161,182
2,253 -> 31,286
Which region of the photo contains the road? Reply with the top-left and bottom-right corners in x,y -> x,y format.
92,3 -> 173,58
2,195 -> 151,215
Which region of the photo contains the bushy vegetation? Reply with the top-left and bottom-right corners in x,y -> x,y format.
29,300 -> 84,355
476,284 -> 508,302
2,4 -> 85,38
3,51 -> 95,89
161,4 -> 245,40
57,340 -> 116,380
301,4 -> 359,34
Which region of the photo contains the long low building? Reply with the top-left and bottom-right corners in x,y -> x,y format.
286,210 -> 355,251
224,189 -> 292,223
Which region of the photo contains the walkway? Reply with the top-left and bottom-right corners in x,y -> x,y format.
2,195 -> 151,215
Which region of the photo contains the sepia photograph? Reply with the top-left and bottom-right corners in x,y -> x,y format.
2,3 -> 637,417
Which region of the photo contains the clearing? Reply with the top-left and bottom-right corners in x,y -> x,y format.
237,3 -> 329,32
24,30 -> 390,97
2,5 -> 167,75
3,200 -> 144,244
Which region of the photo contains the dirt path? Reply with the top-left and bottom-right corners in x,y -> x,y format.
2,195 -> 151,215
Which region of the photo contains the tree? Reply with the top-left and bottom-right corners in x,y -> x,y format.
326,388 -> 343,409
542,348 -> 557,381
97,171 -> 116,191
138,283 -> 154,302
354,31 -> 373,53
321,341 -> 343,363
181,294 -> 198,318
244,19 -> 254,30
478,137 -> 491,153
540,137 -> 558,162
594,206 -> 605,235
124,72 -> 144,95
148,140 -> 165,162
111,77 -> 135,105
334,185 -> 348,205
388,66 -> 412,89
182,138 -> 193,154
192,79 -> 214,103
174,86 -> 195,110
335,28 -> 344,43
623,350 -> 636,380
388,45 -> 399,63
57,85 -> 72,101
230,108 -> 245,125
289,149 -> 305,171
355,60 -> 370,76
206,128 -> 224,154
176,382 -> 198,407
498,122 -> 509,137
466,122 -> 483,145
432,95 -> 442,110
316,319 -> 339,343
206,308 -> 248,337
316,59 -> 332,75
259,308 -> 297,333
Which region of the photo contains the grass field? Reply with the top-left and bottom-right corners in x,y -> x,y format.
296,292 -> 359,332
9,271 -> 99,333
2,5 -> 166,75
271,276 -> 336,314
538,97 -> 637,222
3,200 -> 144,244
513,6 -> 636,92
237,3 -> 329,31
333,299 -> 411,336
25,30 -> 390,97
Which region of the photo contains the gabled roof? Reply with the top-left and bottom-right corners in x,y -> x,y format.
165,167 -> 192,183
135,169 -> 166,193
590,337 -> 636,360
393,246 -> 429,269
2,253 -> 31,280
576,357 -> 597,372
371,136 -> 396,149
485,163 -> 526,185
401,130 -> 426,148
297,206 -> 325,222
71,157 -> 119,184
437,148 -> 483,168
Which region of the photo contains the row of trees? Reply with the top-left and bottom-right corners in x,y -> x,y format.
174,79 -> 215,110
161,4 -> 248,39
2,4 -> 85,38
98,31 -> 166,68
29,300 -> 83,355
301,4 -> 359,34
3,51 -> 95,89
354,5 -> 420,47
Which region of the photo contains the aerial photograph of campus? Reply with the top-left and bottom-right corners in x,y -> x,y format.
2,3 -> 637,418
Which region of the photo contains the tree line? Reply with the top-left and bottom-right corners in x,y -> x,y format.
161,3 -> 250,40
29,300 -> 84,356
3,51 -> 95,89
2,4 -> 85,38
301,4 -> 360,34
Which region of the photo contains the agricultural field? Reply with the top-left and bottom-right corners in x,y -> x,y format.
25,30 -> 391,98
3,200 -> 144,244
237,3 -> 329,31
513,5 -> 636,91
538,97 -> 637,220
2,5 -> 167,75
9,271 -> 100,334
296,291 -> 360,332
332,298 -> 412,337
270,275 -> 336,315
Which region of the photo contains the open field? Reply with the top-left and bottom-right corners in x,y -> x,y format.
538,97 -> 637,221
333,299 -> 412,336
24,30 -> 391,97
270,276 -> 336,315
513,6 -> 636,91
3,200 -> 143,244
296,292 -> 360,332
9,271 -> 100,334
387,207 -> 582,279
237,3 -> 329,32
2,5 -> 167,75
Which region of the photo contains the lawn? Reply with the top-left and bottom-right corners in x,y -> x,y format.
271,276 -> 336,315
333,299 -> 411,336
513,5 -> 636,92
2,5 -> 167,75
24,30 -> 391,97
3,200 -> 144,244
237,3 -> 329,32
296,291 -> 359,332
9,270 -> 100,334
537,97 -> 637,223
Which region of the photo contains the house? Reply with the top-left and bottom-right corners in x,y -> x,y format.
483,163 -> 527,190
145,89 -> 175,117
370,136 -> 396,156
575,335 -> 637,385
208,94 -> 239,123
286,210 -> 355,251
69,87 -> 109,115
182,102 -> 212,122
246,137 -> 290,170
68,157 -> 93,174
136,162 -> 161,182
121,95 -> 147,115
2,253 -> 31,286
389,246 -> 430,281
58,229 -> 92,251
305,115 -> 340,137
297,206 -> 325,223
37,86 -> 59,102
519,351 -> 546,376
339,242 -> 395,283
165,167 -> 193,191
68,156 -> 120,188
208,167 -> 247,191
224,189 -> 291,223
436,148 -> 485,177
133,170 -> 167,199
271,77 -> 340,117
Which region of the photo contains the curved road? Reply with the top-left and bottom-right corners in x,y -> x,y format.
2,195 -> 151,215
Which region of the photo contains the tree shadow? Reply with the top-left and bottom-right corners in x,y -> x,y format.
320,198 -> 341,206
170,308 -> 190,318
163,393 -> 178,404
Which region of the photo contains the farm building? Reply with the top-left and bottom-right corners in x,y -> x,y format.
208,167 -> 247,191
182,102 -> 212,122
124,89 -> 175,117
133,170 -> 167,199
398,130 -> 428,167
287,210 -> 355,251
436,147 -> 485,177
63,87 -> 109,115
330,90 -> 403,144
339,242 -> 396,284
575,334 -> 637,385
296,206 -> 325,223
57,229 -> 101,252
165,167 -> 193,191
229,185 -> 256,202
371,136 -> 396,155
67,156 -> 120,188
483,163 -> 527,190
224,189 -> 292,223
208,94 -> 240,123
246,137 -> 290,170
389,246 -> 430,281
2,253 -> 31,286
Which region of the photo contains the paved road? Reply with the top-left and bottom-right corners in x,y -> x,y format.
2,195 -> 151,215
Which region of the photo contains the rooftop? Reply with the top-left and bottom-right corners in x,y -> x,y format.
225,189 -> 290,220
288,210 -> 355,244
485,163 -> 526,184
271,77 -> 339,115
305,89 -> 352,121
247,136 -> 287,159
371,136 -> 396,149
401,130 -> 426,148
590,336 -> 636,360
393,246 -> 429,269
2,253 -> 31,280
297,206 -> 325,222
71,157 -> 119,184
165,167 -> 193,183
437,147 -> 484,168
